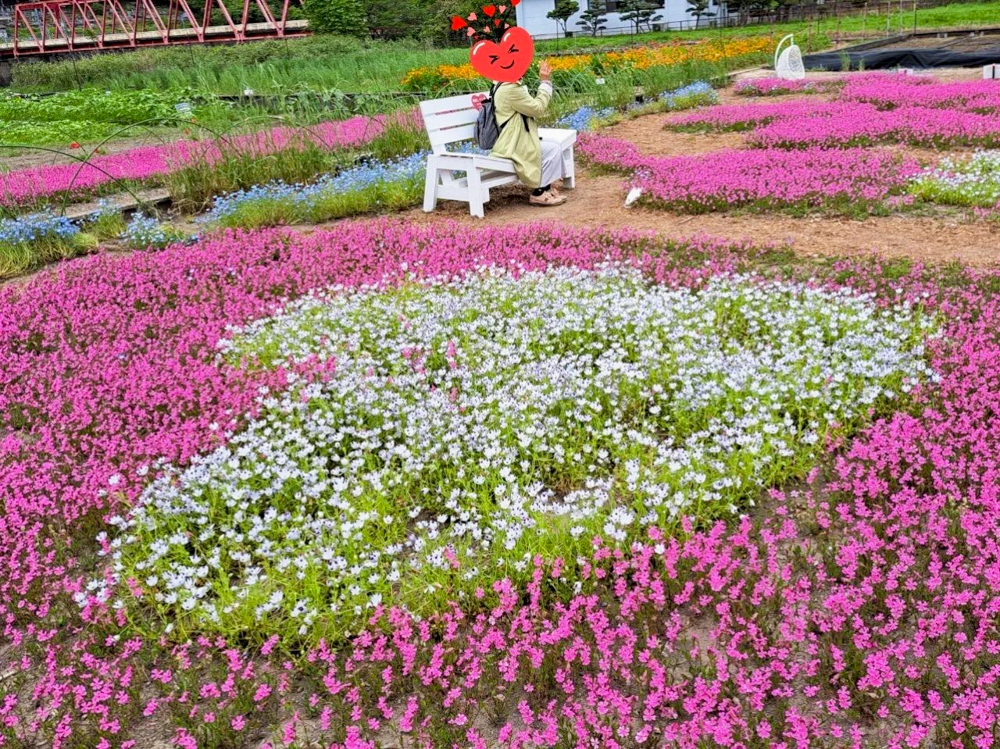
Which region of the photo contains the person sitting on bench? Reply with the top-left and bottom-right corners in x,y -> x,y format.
489,60 -> 568,207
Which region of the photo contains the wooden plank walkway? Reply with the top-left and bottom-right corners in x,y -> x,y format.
61,187 -> 171,221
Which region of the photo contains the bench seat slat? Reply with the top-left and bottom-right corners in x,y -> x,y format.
428,124 -> 477,149
420,94 -> 479,116
425,108 -> 479,130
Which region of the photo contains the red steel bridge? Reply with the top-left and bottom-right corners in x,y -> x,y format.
0,0 -> 307,58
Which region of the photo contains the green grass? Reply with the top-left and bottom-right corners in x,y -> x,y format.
10,36 -> 468,95
0,89 -> 188,147
0,210 -> 125,280
165,120 -> 429,210
207,174 -> 425,230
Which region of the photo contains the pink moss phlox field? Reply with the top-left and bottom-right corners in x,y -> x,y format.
733,76 -> 848,96
748,104 -> 1000,150
0,220 -> 748,631
0,111 -> 417,210
5,219 -> 1000,748
841,75 -> 1000,112
671,73 -> 1000,149
577,133 -> 917,211
734,77 -> 816,95
667,99 -> 860,131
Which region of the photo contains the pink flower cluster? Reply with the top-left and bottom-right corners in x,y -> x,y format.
578,133 -> 917,211
748,103 -> 1000,150
841,75 -> 1000,112
668,98 -> 849,131
972,199 -> 1000,223
0,112 -> 414,211
670,73 -> 1000,149
734,76 -> 843,96
4,220 -> 1000,748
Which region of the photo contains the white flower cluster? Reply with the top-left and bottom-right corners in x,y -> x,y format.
99,266 -> 934,639
911,150 -> 1000,207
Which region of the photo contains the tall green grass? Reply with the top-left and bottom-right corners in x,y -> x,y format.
209,175 -> 424,230
0,210 -> 124,280
11,1 -> 998,96
11,38 -> 467,95
165,119 -> 429,210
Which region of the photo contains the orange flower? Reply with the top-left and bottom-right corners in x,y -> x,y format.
402,36 -> 771,85
546,54 -> 592,72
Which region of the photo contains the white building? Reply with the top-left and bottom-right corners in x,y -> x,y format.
514,0 -> 725,39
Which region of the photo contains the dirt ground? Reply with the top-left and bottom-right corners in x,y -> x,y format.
402,175 -> 1000,266
731,66 -> 983,83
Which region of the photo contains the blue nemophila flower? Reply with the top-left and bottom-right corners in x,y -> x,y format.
0,212 -> 79,245
101,267 -> 935,637
556,106 -> 615,132
202,151 -> 429,224
659,81 -> 718,110
85,199 -> 122,222
123,212 -> 185,250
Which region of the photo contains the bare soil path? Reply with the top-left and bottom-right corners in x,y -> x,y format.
401,174 -> 1000,267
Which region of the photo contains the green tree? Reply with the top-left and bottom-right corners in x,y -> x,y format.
686,0 -> 715,28
619,0 -> 662,33
418,0 -> 473,44
365,0 -> 426,38
304,0 -> 367,37
547,0 -> 580,36
576,1 -> 608,36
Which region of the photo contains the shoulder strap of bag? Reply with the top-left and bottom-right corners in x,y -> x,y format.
492,83 -> 531,133
491,82 -> 519,132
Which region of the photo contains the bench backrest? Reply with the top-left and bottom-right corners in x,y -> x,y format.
419,92 -> 485,155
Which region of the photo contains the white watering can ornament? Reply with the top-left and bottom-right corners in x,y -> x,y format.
775,34 -> 806,81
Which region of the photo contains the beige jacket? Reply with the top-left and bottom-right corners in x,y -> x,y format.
489,80 -> 553,189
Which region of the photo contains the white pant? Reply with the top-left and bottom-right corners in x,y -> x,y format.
539,138 -> 566,188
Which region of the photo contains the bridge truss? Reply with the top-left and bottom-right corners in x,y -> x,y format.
0,0 -> 307,58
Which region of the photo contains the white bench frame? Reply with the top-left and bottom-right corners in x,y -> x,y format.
419,91 -> 577,218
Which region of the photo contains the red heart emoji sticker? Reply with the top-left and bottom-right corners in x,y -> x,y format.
469,27 -> 534,84
471,93 -> 487,110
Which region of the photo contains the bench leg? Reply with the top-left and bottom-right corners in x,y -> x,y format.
467,167 -> 485,219
563,147 -> 576,190
422,156 -> 439,213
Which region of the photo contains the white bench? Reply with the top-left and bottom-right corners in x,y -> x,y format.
419,92 -> 577,218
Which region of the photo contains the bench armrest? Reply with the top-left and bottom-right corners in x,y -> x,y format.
538,127 -> 577,145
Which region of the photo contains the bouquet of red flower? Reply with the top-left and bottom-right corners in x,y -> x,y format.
451,0 -> 521,43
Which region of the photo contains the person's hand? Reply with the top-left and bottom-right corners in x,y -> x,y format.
538,60 -> 552,82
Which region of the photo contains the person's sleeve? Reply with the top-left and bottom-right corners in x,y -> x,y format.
506,81 -> 553,119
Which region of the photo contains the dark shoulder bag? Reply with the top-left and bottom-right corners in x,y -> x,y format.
474,82 -> 529,150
